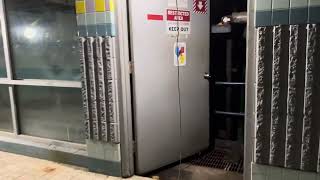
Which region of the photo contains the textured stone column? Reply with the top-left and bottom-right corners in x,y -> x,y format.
285,25 -> 306,169
79,36 -> 120,144
270,25 -> 289,166
301,24 -> 320,171
256,27 -> 273,164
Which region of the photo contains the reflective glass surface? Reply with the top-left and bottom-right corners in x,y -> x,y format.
17,86 -> 85,143
0,85 -> 13,132
5,0 -> 80,80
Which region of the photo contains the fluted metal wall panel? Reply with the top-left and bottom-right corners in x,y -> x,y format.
87,37 -> 101,140
286,25 -> 306,169
270,25 -> 289,167
256,27 -> 273,165
301,24 -> 320,172
96,37 -> 108,141
79,36 -> 120,144
255,24 -> 320,173
79,37 -> 92,139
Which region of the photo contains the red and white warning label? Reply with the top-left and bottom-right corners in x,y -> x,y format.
166,9 -> 191,35
193,0 -> 207,14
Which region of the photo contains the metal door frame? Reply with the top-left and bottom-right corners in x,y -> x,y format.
116,0 -> 256,178
115,0 -> 135,177
244,0 -> 256,180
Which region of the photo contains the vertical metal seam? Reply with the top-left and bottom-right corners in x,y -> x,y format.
111,36 -> 120,143
269,26 -> 276,165
8,86 -> 17,134
300,24 -> 310,170
307,0 -> 310,22
0,0 -> 18,135
0,0 -> 12,79
117,0 -> 135,175
254,28 -> 260,163
284,25 -> 289,168
112,36 -> 120,143
318,137 -> 320,172
316,24 -> 320,173
253,28 -> 259,163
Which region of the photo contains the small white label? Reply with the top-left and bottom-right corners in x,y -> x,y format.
174,42 -> 187,66
168,0 -> 188,9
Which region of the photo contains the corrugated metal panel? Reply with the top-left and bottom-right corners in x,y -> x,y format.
79,36 -> 120,144
255,24 -> 320,172
286,25 -> 306,169
301,24 -> 320,172
256,26 -> 273,165
270,25 -> 289,167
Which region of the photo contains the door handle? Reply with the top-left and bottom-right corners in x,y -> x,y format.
204,73 -> 212,80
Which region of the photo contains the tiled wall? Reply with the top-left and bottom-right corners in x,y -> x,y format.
252,163 -> 320,180
256,0 -> 320,26
75,0 -> 116,36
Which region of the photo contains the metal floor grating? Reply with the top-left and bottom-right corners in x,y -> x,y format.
188,149 -> 243,173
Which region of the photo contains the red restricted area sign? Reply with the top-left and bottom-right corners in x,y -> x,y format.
166,9 -> 191,35
167,9 -> 190,22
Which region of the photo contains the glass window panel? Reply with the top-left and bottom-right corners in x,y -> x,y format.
0,85 -> 13,132
5,0 -> 80,80
0,24 -> 6,77
17,86 -> 85,144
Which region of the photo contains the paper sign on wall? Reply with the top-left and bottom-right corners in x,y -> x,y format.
168,0 -> 188,9
193,0 -> 207,14
166,9 -> 191,35
174,42 -> 187,66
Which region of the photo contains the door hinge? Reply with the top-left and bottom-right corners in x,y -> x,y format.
129,61 -> 134,74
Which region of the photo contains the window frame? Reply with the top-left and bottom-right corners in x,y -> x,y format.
0,0 -> 83,146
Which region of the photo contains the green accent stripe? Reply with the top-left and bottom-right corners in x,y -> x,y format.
309,6 -> 320,23
272,9 -> 289,25
256,6 -> 320,26
290,7 -> 308,24
256,10 -> 272,27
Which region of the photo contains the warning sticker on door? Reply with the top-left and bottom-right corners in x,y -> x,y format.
166,9 -> 191,35
174,42 -> 187,66
168,0 -> 188,9
193,0 -> 207,14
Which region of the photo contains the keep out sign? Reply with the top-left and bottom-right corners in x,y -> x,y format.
166,9 -> 191,35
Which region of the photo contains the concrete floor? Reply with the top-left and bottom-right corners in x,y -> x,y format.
0,151 -> 150,180
152,163 -> 243,180
0,149 -> 243,180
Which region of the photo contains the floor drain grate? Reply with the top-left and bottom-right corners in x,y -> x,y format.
188,150 -> 243,173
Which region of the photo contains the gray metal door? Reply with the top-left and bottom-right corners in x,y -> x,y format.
129,0 -> 210,174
